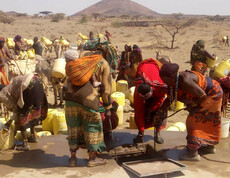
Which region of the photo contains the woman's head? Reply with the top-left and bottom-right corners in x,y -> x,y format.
137,83 -> 153,100
159,63 -> 179,86
196,40 -> 205,49
0,37 -> 5,48
64,49 -> 79,61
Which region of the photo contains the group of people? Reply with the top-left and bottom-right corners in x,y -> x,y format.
0,34 -> 225,168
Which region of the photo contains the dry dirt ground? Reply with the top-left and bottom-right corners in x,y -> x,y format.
2,16 -> 230,130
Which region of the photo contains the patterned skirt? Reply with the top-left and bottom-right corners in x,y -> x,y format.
65,100 -> 106,153
16,75 -> 48,131
186,80 -> 222,150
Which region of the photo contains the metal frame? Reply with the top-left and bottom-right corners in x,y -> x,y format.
122,157 -> 187,177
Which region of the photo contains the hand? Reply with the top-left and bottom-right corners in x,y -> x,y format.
105,109 -> 111,118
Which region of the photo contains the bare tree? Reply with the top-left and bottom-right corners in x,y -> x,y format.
160,19 -> 194,49
91,12 -> 100,20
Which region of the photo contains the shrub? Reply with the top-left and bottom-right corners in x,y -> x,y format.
51,13 -> 65,22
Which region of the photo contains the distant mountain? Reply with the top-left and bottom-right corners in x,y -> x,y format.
72,0 -> 160,17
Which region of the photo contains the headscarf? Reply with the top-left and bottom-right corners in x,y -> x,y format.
83,38 -> 118,72
14,35 -> 22,42
196,40 -> 205,47
0,37 -> 5,42
64,49 -> 79,61
159,63 -> 179,77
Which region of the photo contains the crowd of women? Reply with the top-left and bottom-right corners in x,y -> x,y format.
0,34 -> 228,167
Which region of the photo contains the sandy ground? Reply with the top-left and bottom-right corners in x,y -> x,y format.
2,16 -> 230,130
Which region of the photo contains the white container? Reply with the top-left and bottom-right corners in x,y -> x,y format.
52,57 -> 66,78
221,118 -> 230,138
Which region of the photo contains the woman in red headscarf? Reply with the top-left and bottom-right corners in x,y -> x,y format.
133,58 -> 168,144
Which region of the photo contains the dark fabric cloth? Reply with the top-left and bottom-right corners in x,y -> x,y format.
33,42 -> 43,56
16,76 -> 48,131
65,81 -> 100,111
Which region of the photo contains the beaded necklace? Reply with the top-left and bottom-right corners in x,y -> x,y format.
170,72 -> 179,111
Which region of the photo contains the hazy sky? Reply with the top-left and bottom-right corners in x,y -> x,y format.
1,0 -> 230,16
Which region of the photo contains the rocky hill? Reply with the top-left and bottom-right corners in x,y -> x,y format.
72,0 -> 160,17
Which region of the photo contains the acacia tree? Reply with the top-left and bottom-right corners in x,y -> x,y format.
39,11 -> 52,16
160,18 -> 195,49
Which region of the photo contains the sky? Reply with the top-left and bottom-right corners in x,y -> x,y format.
0,0 -> 230,16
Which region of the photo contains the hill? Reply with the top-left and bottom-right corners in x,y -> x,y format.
72,0 -> 160,17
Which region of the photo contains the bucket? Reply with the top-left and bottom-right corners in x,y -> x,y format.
116,106 -> 124,126
125,86 -> 135,104
42,109 -> 57,132
53,112 -> 67,135
129,113 -> 137,129
213,60 -> 230,79
52,57 -> 66,78
111,92 -> 125,106
116,80 -> 128,93
221,118 -> 230,138
171,101 -> 184,111
207,56 -> 218,69
36,131 -> 52,138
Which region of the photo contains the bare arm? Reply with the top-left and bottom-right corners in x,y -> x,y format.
179,71 -> 207,105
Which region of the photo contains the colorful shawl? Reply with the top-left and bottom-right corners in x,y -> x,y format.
178,71 -> 222,150
65,54 -> 103,86
83,38 -> 118,72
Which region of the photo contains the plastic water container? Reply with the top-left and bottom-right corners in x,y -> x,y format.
174,122 -> 186,131
42,109 -> 57,132
27,49 -> 35,59
26,39 -> 34,46
6,38 -> 15,49
41,37 -> 52,46
207,56 -> 218,69
221,117 -> 230,138
20,51 -> 28,60
125,86 -> 135,104
171,101 -> 184,111
116,105 -> 124,126
111,78 -> 116,94
52,57 -> 66,78
129,112 -> 137,129
36,131 -> 52,138
0,120 -> 15,150
111,92 -> 125,106
15,128 -> 32,141
53,112 -> 67,135
117,80 -> 128,93
213,60 -> 230,79
167,126 -> 180,131
60,39 -> 69,46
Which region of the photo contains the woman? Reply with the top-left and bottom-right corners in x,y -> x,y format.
64,49 -> 112,167
159,63 -> 223,161
190,40 -> 216,76
2,73 -> 48,151
14,35 -> 23,55
133,58 -> 168,144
